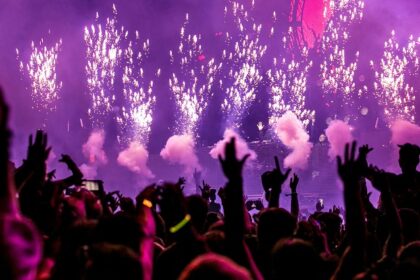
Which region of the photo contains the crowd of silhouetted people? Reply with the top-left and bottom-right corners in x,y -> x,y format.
0,87 -> 419,280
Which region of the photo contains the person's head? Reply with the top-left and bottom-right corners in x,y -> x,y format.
398,144 -> 420,174
204,230 -> 226,255
179,253 -> 251,280
0,216 -> 42,280
271,238 -> 323,280
119,197 -> 136,215
257,208 -> 297,251
52,220 -> 98,280
313,212 -> 342,249
204,212 -> 222,232
94,214 -> 142,253
60,188 -> 102,225
209,189 -> 217,202
295,220 -> 327,254
186,195 -> 208,234
393,241 -> 420,280
85,243 -> 143,280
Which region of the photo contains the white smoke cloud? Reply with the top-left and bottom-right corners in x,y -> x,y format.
79,163 -> 98,179
390,119 -> 420,146
160,134 -> 201,175
82,129 -> 108,165
117,141 -> 154,179
209,128 -> 257,161
325,120 -> 353,160
80,129 -> 108,179
273,111 -> 313,170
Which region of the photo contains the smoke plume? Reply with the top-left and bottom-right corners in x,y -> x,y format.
118,141 -> 154,179
390,119 -> 420,146
160,134 -> 201,175
79,163 -> 98,179
325,120 -> 353,160
209,128 -> 257,161
273,111 -> 313,169
79,129 -> 108,179
82,129 -> 108,165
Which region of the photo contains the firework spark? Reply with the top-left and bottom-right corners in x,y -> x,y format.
84,4 -> 126,127
268,31 -> 315,130
169,14 -> 222,136
17,37 -> 62,112
320,0 -> 365,109
116,31 -> 156,145
371,31 -> 419,123
221,1 -> 267,128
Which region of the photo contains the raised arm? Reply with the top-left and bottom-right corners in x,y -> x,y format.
289,173 -> 300,217
0,88 -> 16,214
219,138 -> 263,280
0,88 -> 42,280
261,156 -> 291,208
371,170 -> 402,259
333,142 -> 367,280
52,154 -> 83,187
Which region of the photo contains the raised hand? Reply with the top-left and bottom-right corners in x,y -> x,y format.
289,173 -> 299,193
59,154 -> 72,164
26,130 -> 51,165
369,168 -> 391,192
337,141 -> 363,184
218,137 -> 249,182
272,156 -> 291,189
358,144 -> 373,157
358,144 -> 373,175
198,181 -> 211,200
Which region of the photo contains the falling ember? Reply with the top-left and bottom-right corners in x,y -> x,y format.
17,38 -> 63,112
267,32 -> 315,130
221,1 -> 267,129
320,0 -> 365,112
371,31 -> 419,124
84,5 -> 126,127
169,14 -> 222,136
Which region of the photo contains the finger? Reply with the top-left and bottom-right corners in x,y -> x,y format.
344,143 -> 349,163
241,153 -> 251,166
218,154 -> 224,165
45,147 -> 52,159
336,156 -> 342,168
35,130 -> 42,146
350,141 -> 356,161
42,133 -> 48,148
274,156 -> 280,171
